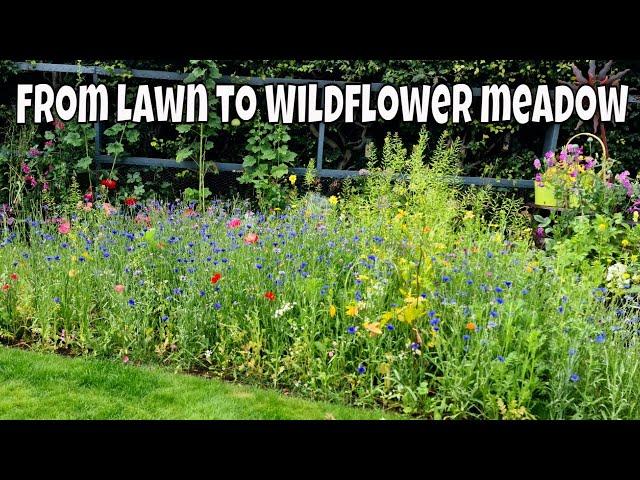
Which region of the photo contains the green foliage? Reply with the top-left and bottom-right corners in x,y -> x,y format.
239,118 -> 297,209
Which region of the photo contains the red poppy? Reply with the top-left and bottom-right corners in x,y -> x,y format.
9,273 -> 19,281
264,291 -> 276,301
124,197 -> 137,207
100,178 -> 117,190
1,284 -> 9,292
210,273 -> 222,284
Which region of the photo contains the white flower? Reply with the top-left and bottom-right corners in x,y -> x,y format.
274,301 -> 296,319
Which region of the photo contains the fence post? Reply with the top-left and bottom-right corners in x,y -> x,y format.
542,123 -> 560,156
93,67 -> 101,170
315,86 -> 325,172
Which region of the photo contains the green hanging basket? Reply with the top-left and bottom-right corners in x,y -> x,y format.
534,133 -> 608,209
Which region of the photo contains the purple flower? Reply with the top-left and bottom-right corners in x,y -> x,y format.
558,150 -> 567,161
544,151 -> 554,160
533,158 -> 541,170
21,163 -> 30,174
535,227 -> 545,239
27,147 -> 42,158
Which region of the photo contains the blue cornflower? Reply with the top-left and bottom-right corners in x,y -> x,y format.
199,290 -> 206,297
430,318 -> 440,327
504,281 -> 512,288
347,326 -> 357,334
463,334 -> 470,341
568,348 -> 576,356
386,324 -> 395,331
173,288 -> 182,295
490,310 -> 498,318
53,297 -> 61,304
466,279 -> 473,285
128,299 -> 136,306
355,290 -> 362,301
442,276 -> 451,283
487,252 -> 494,258
496,297 -> 504,305
521,288 -> 529,295
496,355 -> 505,363
428,310 -> 436,318
494,286 -> 503,293
368,255 -> 376,262
487,321 -> 497,329
410,342 -> 420,351
558,306 -> 564,314
255,264 -> 262,269
357,364 -> 366,374
161,315 -> 169,322
213,302 -> 222,310
595,333 -> 606,344
570,373 -> 580,383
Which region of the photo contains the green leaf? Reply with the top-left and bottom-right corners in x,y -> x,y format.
125,129 -> 140,143
104,123 -> 126,136
106,142 -> 124,157
242,155 -> 256,167
63,132 -> 83,147
271,164 -> 289,178
75,156 -> 93,171
176,124 -> 192,134
175,147 -> 193,162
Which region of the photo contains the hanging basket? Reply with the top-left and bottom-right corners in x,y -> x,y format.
534,133 -> 608,208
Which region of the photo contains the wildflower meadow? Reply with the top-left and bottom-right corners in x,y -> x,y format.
2,60 -> 640,420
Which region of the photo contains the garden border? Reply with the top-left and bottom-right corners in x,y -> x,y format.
14,62 -> 640,190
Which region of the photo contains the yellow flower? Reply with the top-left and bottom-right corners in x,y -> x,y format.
346,304 -> 359,317
634,211 -> 639,223
622,239 -> 630,248
598,223 -> 607,231
288,174 -> 297,185
363,321 -> 382,336
463,210 -> 475,220
329,304 -> 337,318
327,195 -> 338,206
68,269 -> 78,278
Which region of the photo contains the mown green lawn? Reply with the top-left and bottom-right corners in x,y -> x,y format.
0,346 -> 399,420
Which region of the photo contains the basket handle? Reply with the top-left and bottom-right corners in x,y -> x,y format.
563,133 -> 608,180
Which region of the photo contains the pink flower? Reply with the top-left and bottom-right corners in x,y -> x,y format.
53,119 -> 65,130
123,355 -> 129,364
58,221 -> 71,235
558,150 -> 567,162
114,284 -> 125,294
21,163 -> 30,174
25,175 -> 37,187
243,232 -> 259,245
42,182 -> 49,192
227,218 -> 242,229
44,140 -> 54,148
533,158 -> 541,170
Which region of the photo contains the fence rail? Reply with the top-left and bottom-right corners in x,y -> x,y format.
13,62 -> 639,189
